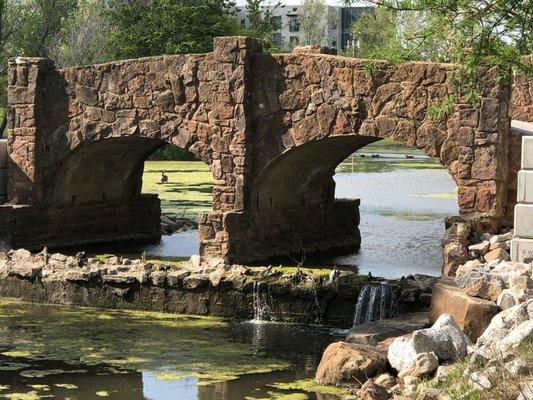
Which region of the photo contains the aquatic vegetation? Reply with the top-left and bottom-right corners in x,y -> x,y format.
53,384 -> 77,390
1,351 -> 32,358
378,211 -> 444,222
268,379 -> 346,395
142,161 -> 213,218
0,301 -> 290,385
26,386 -> 49,392
245,393 -> 308,400
0,387 -> 8,392
95,391 -> 110,397
1,392 -> 41,400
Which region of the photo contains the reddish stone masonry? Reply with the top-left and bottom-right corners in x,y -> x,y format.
1,36 -> 523,271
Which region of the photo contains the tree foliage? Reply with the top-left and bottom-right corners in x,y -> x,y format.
298,0 -> 327,46
243,0 -> 282,50
107,0 -> 239,59
350,0 -> 532,89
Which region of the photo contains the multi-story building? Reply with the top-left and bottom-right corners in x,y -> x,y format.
233,3 -> 374,52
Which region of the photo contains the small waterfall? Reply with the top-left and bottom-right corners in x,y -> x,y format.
252,281 -> 271,322
353,283 -> 399,326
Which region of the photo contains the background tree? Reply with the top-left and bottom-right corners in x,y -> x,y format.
51,0 -> 113,67
298,0 -> 327,46
348,0 -> 532,100
244,0 -> 282,50
107,0 -> 239,59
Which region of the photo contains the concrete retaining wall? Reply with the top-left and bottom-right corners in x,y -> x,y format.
512,124 -> 533,263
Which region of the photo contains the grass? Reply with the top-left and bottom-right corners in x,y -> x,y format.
142,161 -> 213,219
414,340 -> 533,400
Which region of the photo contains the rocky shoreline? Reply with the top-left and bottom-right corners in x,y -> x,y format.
314,230 -> 532,400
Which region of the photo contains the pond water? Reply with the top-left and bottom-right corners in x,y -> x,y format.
88,147 -> 457,279
0,301 -> 345,400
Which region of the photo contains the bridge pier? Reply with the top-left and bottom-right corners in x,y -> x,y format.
198,199 -> 361,263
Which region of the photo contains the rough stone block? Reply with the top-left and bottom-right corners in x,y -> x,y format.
430,281 -> 499,342
522,136 -> 533,170
514,204 -> 533,238
518,170 -> 533,203
0,140 -> 6,169
511,238 -> 533,263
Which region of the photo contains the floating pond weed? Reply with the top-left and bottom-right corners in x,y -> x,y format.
0,300 -> 289,385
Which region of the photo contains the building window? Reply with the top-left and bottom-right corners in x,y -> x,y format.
272,32 -> 283,47
289,17 -> 300,32
240,19 -> 246,28
272,15 -> 282,30
289,36 -> 300,47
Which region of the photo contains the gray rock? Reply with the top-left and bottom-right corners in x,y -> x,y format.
11,249 -> 32,260
469,241 -> 490,254
183,273 -> 209,290
505,358 -> 530,375
166,270 -> 191,287
470,371 -> 492,390
476,299 -> 533,355
498,289 -> 518,310
435,365 -> 452,381
398,352 -> 438,378
374,373 -> 397,390
417,387 -> 442,400
150,271 -> 166,286
412,314 -> 471,361
455,271 -> 505,302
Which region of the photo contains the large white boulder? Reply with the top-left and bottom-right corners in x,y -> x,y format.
476,299 -> 533,357
387,335 -> 417,372
412,314 -> 471,361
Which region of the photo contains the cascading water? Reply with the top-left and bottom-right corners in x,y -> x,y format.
353,283 -> 399,326
252,281 -> 271,322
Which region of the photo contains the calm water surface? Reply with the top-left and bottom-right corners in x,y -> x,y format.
0,301 -> 343,400
3,148 -> 459,399
105,150 -> 458,278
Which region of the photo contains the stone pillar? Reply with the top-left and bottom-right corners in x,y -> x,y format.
511,135 -> 533,262
0,139 -> 6,204
198,37 -> 262,262
454,67 -> 512,232
6,57 -> 54,204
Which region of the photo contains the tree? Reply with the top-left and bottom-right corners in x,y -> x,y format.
107,0 -> 240,59
11,0 -> 77,58
51,0 -> 113,67
244,0 -> 282,50
349,0 -> 532,96
298,0 -> 327,46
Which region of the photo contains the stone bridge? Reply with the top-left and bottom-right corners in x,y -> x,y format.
1,36 -> 525,265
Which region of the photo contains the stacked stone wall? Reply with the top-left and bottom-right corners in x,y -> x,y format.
1,37 -> 518,266
511,55 -> 533,123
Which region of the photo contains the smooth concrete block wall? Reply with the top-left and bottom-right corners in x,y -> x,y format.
512,135 -> 533,262
511,238 -> 533,263
523,136 -> 533,170
518,170 -> 533,203
515,204 -> 533,238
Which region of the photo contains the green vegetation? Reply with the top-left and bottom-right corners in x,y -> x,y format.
268,379 -> 347,396
0,300 -> 290,385
350,2 -> 532,106
142,160 -> 213,219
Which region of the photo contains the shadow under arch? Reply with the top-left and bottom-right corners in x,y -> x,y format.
243,134 -> 459,265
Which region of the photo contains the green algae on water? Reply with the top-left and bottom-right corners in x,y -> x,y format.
268,379 -> 346,396
1,392 -> 41,400
0,300 -> 290,383
53,384 -> 78,390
